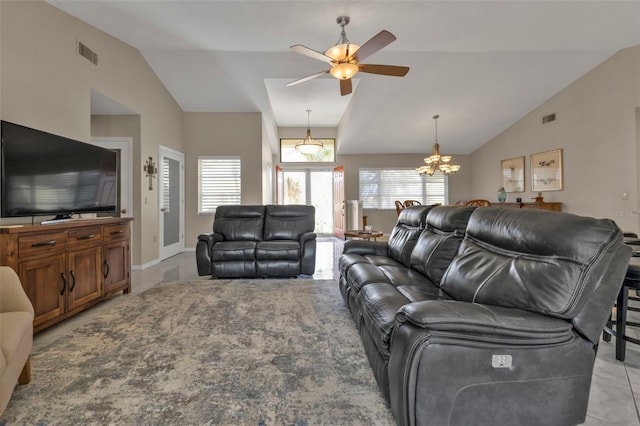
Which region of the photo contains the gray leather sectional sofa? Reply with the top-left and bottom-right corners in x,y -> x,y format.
196,205 -> 316,278
339,205 -> 631,426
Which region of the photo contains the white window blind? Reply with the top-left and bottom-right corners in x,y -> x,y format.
359,168 -> 446,209
198,156 -> 241,213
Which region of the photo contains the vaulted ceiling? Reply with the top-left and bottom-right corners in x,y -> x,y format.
49,0 -> 640,155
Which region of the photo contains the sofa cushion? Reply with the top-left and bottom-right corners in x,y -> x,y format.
440,207 -> 624,319
213,205 -> 265,241
263,205 -> 315,240
387,206 -> 433,267
410,206 -> 476,285
358,282 -> 451,357
256,241 -> 300,260
211,241 -> 257,261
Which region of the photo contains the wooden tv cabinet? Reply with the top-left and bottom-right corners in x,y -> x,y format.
0,217 -> 133,333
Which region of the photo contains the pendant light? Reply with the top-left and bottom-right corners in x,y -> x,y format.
295,109 -> 324,154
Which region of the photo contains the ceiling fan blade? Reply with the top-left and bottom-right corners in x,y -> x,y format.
290,44 -> 334,64
340,78 -> 352,96
286,70 -> 330,87
359,64 -> 409,77
349,30 -> 396,63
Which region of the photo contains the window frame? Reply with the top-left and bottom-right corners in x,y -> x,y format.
279,138 -> 336,163
358,167 -> 448,209
198,156 -> 241,214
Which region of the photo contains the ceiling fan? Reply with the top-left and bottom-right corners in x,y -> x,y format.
287,16 -> 410,96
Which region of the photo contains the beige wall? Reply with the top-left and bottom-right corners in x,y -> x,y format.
469,46 -> 640,232
183,112 -> 264,247
0,0 -> 184,266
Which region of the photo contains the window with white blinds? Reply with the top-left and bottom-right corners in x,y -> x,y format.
359,168 -> 447,209
198,156 -> 241,214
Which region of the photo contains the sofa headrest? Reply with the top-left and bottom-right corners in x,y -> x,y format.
409,206 -> 476,285
426,206 -> 476,233
388,205 -> 437,267
213,205 -> 265,241
465,207 -> 618,262
397,205 -> 436,227
263,205 -> 315,240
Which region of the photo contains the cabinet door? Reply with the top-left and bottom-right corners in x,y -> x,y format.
67,247 -> 103,310
19,255 -> 66,327
103,240 -> 130,294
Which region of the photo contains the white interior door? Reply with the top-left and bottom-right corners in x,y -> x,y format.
158,146 -> 185,260
91,137 -> 133,217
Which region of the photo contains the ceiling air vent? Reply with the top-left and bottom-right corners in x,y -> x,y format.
78,41 -> 98,66
542,113 -> 556,124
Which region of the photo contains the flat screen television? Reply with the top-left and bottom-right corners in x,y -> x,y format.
1,120 -> 118,221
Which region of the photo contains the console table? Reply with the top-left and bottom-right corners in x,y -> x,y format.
496,201 -> 561,212
0,217 -> 133,333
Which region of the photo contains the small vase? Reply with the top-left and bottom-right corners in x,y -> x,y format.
497,187 -> 507,203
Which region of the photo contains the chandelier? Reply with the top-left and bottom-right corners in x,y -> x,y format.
416,114 -> 461,176
295,109 -> 324,154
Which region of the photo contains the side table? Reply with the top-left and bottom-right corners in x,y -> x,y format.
344,230 -> 383,241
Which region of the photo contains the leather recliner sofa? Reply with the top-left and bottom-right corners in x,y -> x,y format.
196,205 -> 316,278
339,205 -> 631,426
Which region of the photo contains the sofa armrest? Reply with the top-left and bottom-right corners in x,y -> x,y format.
396,300 -> 573,345
195,233 -> 223,276
300,232 -> 317,275
299,231 -> 316,244
0,267 -> 34,315
342,240 -> 389,256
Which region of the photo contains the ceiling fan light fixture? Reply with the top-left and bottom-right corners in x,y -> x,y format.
325,43 -> 360,61
329,62 -> 359,80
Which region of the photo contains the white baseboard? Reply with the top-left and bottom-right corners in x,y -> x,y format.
132,258 -> 161,270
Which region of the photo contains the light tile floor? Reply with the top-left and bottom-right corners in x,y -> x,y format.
31,237 -> 640,424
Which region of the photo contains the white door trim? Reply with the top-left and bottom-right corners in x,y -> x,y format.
158,145 -> 185,260
91,137 -> 134,218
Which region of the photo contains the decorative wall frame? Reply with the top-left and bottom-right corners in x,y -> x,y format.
500,156 -> 525,192
531,149 -> 563,191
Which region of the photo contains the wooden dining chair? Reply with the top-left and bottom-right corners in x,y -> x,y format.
395,200 -> 405,216
403,200 -> 422,208
465,199 -> 492,207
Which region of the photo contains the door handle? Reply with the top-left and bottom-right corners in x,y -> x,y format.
120,208 -> 127,214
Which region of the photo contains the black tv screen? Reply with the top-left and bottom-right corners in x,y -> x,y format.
1,120 -> 118,219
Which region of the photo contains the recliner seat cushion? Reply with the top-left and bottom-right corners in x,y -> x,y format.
211,241 -> 257,261
358,282 -> 452,358
256,241 -> 300,260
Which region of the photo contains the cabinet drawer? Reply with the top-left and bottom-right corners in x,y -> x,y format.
68,227 -> 103,249
18,232 -> 67,258
104,223 -> 130,242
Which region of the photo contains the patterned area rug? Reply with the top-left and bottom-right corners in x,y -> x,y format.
0,279 -> 395,425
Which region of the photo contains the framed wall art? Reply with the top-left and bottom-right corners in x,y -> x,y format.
531,149 -> 563,191
500,156 -> 525,192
